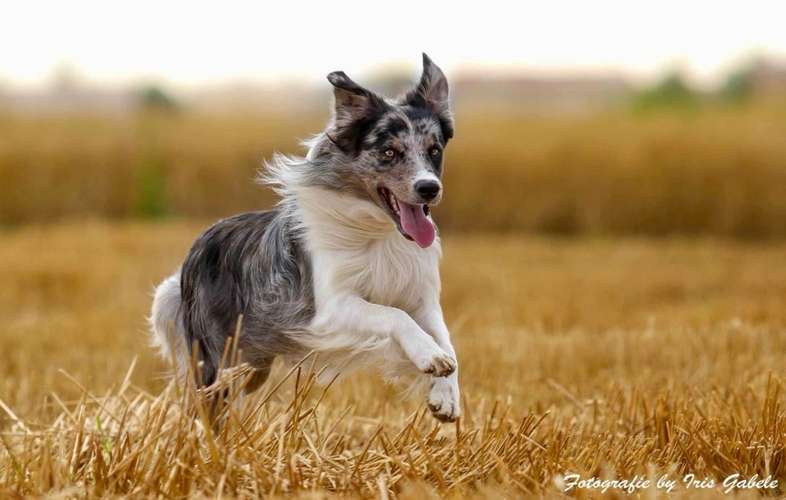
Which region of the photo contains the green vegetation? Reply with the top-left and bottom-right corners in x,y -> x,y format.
631,71 -> 699,112
138,85 -> 180,112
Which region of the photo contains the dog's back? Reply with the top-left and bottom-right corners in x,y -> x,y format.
150,208 -> 313,386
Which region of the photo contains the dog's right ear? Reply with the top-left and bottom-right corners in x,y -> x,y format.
327,71 -> 386,153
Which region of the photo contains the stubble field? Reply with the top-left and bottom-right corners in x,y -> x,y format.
2,220 -> 786,497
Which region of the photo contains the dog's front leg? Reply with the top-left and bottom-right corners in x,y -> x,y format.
312,294 -> 456,376
412,301 -> 461,422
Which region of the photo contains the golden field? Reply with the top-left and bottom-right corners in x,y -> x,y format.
2,220 -> 786,497
2,98 -> 786,237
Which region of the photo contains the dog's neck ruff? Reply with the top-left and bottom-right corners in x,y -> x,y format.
295,186 -> 396,250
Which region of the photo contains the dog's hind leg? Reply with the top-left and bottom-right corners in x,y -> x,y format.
244,358 -> 274,394
208,358 -> 274,425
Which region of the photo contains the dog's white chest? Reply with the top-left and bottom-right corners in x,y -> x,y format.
353,235 -> 441,310
310,233 -> 441,314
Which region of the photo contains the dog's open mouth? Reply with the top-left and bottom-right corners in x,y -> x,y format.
378,187 -> 436,248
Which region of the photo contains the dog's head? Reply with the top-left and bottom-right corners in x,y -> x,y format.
319,54 -> 453,248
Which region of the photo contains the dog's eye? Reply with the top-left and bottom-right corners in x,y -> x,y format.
429,147 -> 441,157
384,149 -> 396,158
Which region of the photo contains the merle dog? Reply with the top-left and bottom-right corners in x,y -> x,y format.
150,54 -> 459,421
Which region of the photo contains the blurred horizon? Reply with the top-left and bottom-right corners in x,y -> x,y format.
4,49 -> 786,91
3,53 -> 786,116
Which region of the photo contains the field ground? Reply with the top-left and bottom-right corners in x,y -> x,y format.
2,220 -> 786,497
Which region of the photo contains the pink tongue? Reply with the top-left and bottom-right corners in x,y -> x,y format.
399,201 -> 435,248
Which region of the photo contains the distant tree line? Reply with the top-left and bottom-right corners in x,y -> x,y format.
632,60 -> 767,112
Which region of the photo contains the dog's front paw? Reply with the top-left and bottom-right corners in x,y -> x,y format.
416,349 -> 456,377
428,379 -> 460,422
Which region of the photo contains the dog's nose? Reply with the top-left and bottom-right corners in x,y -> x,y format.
415,180 -> 441,201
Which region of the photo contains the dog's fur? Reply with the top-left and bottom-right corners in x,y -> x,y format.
150,54 -> 460,421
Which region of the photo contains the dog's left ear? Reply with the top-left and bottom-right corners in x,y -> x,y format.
403,53 -> 454,141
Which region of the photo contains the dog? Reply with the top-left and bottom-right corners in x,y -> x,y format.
150,54 -> 459,422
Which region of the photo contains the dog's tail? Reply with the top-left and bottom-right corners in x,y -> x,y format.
149,272 -> 188,373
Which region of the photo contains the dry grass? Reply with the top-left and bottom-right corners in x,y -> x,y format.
2,221 -> 786,497
3,98 -> 786,237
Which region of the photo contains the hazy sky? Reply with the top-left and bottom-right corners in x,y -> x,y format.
3,1 -> 786,88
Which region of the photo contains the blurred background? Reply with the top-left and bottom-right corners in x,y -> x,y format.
2,1 -> 786,237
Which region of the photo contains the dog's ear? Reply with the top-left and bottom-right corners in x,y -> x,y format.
403,53 -> 453,141
326,71 -> 386,153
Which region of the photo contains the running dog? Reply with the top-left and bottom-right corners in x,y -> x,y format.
150,54 -> 459,421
